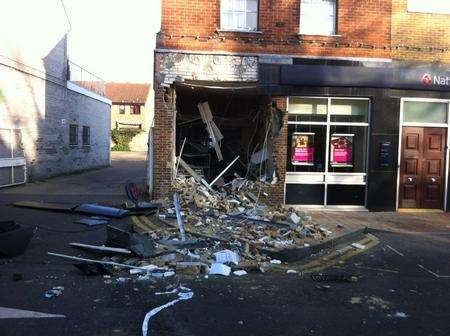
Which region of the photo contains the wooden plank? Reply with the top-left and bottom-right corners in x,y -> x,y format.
210,121 -> 224,142
201,102 -> 214,122
13,201 -> 76,212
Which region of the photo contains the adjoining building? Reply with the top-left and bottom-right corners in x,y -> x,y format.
152,0 -> 450,212
105,82 -> 152,152
0,0 -> 111,187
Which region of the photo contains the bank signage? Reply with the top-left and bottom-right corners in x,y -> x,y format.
279,65 -> 450,92
424,74 -> 450,87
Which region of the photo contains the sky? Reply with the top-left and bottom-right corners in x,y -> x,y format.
64,0 -> 161,83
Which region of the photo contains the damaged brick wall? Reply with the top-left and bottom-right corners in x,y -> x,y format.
153,86 -> 176,199
155,51 -> 258,86
267,97 -> 288,205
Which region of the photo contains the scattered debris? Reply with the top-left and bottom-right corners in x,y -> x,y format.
75,204 -> 129,218
209,263 -> 231,276
214,250 -> 240,265
233,270 -> 248,276
69,243 -> 131,255
351,243 -> 366,250
106,223 -> 155,257
270,259 -> 282,265
74,217 -> 109,226
350,297 -> 363,304
44,286 -> 64,299
286,270 -> 298,274
388,312 -> 408,318
367,296 -> 391,310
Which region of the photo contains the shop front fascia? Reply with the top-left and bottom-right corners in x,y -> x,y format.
260,61 -> 450,212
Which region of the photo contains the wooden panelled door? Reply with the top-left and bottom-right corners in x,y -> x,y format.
400,127 -> 447,209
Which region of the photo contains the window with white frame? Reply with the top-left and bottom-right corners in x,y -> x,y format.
299,0 -> 337,36
286,97 -> 370,207
220,0 -> 258,31
408,0 -> 450,15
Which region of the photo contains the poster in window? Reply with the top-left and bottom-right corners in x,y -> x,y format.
330,134 -> 354,167
291,132 -> 314,166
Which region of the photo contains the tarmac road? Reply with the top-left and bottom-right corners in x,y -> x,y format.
1,152 -> 449,336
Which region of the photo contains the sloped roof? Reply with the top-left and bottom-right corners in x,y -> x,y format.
105,82 -> 150,104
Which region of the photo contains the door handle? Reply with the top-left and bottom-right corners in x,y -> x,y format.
408,177 -> 413,182
431,177 -> 436,183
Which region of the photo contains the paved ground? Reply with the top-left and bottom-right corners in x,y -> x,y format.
1,151 -> 449,336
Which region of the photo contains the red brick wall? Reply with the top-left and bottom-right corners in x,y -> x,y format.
153,85 -> 175,199
392,0 -> 450,63
159,0 -> 392,59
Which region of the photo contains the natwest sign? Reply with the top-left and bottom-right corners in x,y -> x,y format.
279,64 -> 450,92
432,75 -> 450,86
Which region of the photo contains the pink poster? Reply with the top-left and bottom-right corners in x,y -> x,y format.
330,134 -> 354,167
291,133 -> 314,165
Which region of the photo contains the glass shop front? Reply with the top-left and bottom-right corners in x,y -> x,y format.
285,97 -> 370,209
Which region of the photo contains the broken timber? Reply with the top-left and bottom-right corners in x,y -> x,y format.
178,158 -> 213,191
198,102 -> 223,161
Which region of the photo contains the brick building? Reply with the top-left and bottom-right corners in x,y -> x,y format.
152,0 -> 450,212
0,0 -> 111,186
106,83 -> 152,151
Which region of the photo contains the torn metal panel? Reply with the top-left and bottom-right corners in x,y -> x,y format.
75,204 -> 129,218
173,193 -> 186,241
106,224 -> 155,258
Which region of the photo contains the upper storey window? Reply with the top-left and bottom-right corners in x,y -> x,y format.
220,0 -> 258,31
299,0 -> 336,36
408,0 -> 450,14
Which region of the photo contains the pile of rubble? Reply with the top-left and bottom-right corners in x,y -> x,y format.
41,175 -> 334,279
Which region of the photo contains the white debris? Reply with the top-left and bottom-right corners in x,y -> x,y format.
288,212 -> 301,226
142,290 -> 194,336
214,250 -> 240,265
270,259 -> 282,265
209,263 -> 231,276
155,288 -> 178,296
233,270 -> 248,276
352,243 -> 366,250
130,265 -> 159,275
286,270 -> 298,274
